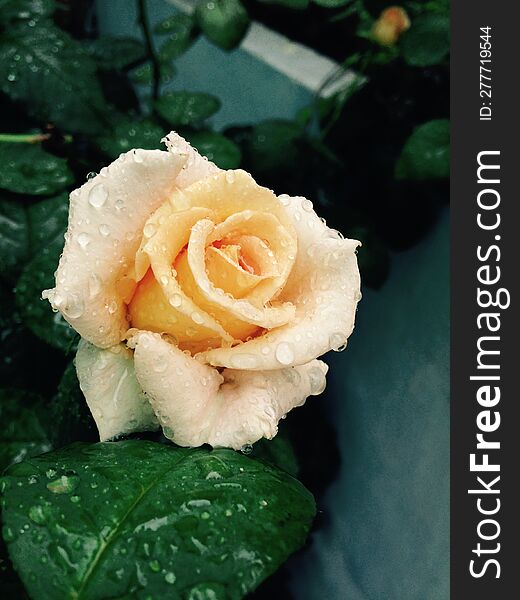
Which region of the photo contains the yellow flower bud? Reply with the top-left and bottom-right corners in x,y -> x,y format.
372,6 -> 411,46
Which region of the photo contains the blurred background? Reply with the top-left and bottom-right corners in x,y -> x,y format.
0,1 -> 449,598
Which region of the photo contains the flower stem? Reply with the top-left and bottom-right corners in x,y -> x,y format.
0,133 -> 51,143
137,0 -> 160,101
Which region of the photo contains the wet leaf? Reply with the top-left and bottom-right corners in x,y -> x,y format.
313,0 -> 351,7
15,234 -> 76,352
27,193 -> 69,253
396,119 -> 450,181
0,144 -> 73,196
401,14 -> 450,67
0,198 -> 29,280
156,14 -> 198,60
186,131 -> 241,169
86,37 -> 146,70
0,23 -> 106,134
249,120 -> 303,172
1,441 -> 315,599
154,91 -> 221,126
47,362 -> 97,447
96,119 -> 164,159
130,61 -> 175,85
0,388 -> 51,472
195,0 -> 250,51
0,0 -> 54,24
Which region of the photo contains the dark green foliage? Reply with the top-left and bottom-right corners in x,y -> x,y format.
0,144 -> 73,195
195,0 -> 251,50
0,23 -> 106,134
0,388 -> 51,473
155,91 -> 221,126
396,119 -> 450,180
1,441 -> 315,599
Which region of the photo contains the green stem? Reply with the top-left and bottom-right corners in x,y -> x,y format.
137,0 -> 160,101
0,133 -> 50,143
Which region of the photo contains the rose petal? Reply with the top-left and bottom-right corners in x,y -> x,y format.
176,216 -> 295,338
129,207 -> 234,349
129,331 -> 328,450
162,131 -> 220,188
43,149 -> 187,348
75,339 -> 159,441
199,195 -> 361,370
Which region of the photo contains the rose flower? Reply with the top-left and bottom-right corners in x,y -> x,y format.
43,133 -> 361,450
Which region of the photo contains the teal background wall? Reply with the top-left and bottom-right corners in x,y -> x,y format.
97,3 -> 450,597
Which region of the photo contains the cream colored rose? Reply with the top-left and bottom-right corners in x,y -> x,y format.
43,132 -> 361,450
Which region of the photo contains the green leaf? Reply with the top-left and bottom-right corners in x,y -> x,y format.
0,388 -> 51,472
0,23 -> 106,134
186,131 -> 241,169
1,441 -> 315,599
155,91 -> 221,127
0,198 -> 29,279
400,14 -> 450,67
130,61 -> 175,84
0,144 -> 73,196
154,13 -> 193,35
249,119 -> 303,172
96,119 -> 164,159
312,0 -> 352,7
195,0 -> 250,51
15,234 -> 76,352
155,14 -> 198,60
256,0 -> 309,8
86,37 -> 146,70
396,119 -> 450,181
0,0 -> 54,24
27,192 -> 69,253
47,362 -> 97,447
252,433 -> 299,477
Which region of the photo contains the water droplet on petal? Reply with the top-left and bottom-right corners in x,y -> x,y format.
275,342 -> 294,365
86,172 -> 97,180
88,183 -> 108,208
143,223 -> 157,238
329,332 -> 348,352
240,444 -> 253,455
77,233 -> 91,249
98,224 -> 110,237
169,293 -> 182,308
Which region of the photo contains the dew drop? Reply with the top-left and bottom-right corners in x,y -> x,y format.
28,505 -> 46,525
302,198 -> 313,212
164,571 -> 176,584
98,224 -> 110,237
309,367 -> 326,395
143,223 -> 157,238
149,559 -> 161,572
275,342 -> 294,365
46,475 -> 79,495
191,311 -> 204,325
169,293 -> 182,308
88,183 -> 108,208
77,232 -> 91,248
86,172 -> 97,180
329,332 -> 347,352
240,444 -> 253,455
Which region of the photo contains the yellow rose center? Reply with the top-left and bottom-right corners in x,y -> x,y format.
124,170 -> 298,354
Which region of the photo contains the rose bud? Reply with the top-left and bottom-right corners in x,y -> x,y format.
372,6 -> 411,47
43,133 -> 361,450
